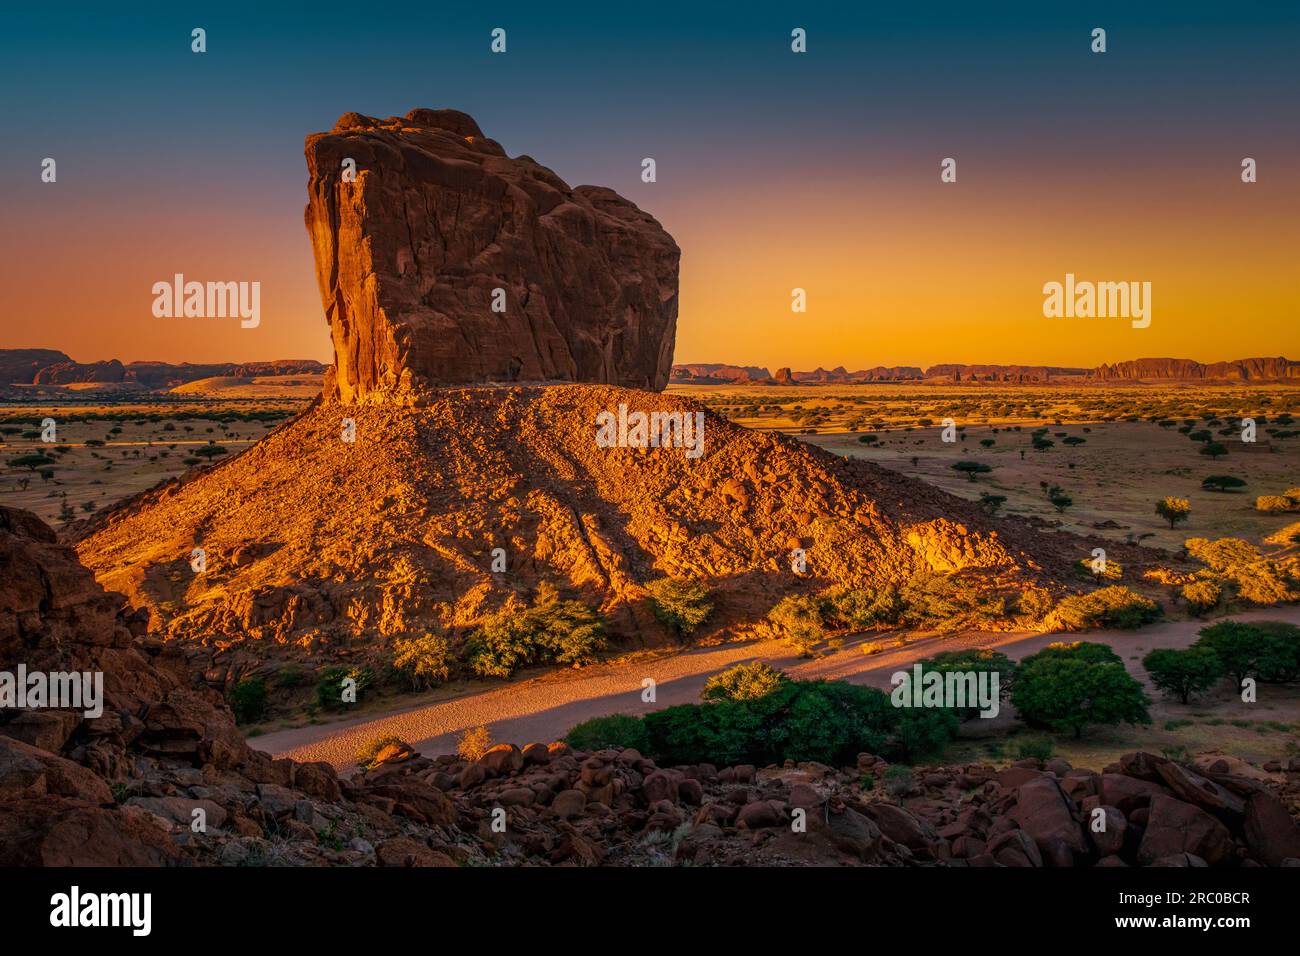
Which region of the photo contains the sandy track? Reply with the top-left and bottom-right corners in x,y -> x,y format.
254,606 -> 1300,769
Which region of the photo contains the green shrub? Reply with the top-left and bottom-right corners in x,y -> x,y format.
564,714 -> 650,753
391,632 -> 454,690
1195,620 -> 1300,685
767,595 -> 825,654
315,665 -> 373,710
646,578 -> 713,636
1013,642 -> 1151,737
899,572 -> 997,626
467,583 -> 606,679
915,648 -> 1015,720
229,677 -> 267,724
1143,647 -> 1224,704
1253,621 -> 1300,682
1013,736 -> 1054,761
642,679 -> 957,767
1054,586 -> 1161,630
819,586 -> 903,628
702,662 -> 787,702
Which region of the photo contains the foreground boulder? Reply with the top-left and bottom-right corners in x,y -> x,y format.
304,108 -> 680,403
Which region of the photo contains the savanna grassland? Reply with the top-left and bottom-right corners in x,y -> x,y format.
0,398 -> 305,525
671,383 -> 1300,554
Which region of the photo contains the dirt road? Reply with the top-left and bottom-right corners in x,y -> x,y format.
253,606 -> 1300,769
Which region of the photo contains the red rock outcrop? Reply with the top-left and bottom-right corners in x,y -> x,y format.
303,108 -> 680,403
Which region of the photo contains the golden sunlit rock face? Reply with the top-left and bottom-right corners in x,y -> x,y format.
72,384 -> 1103,674
304,108 -> 681,404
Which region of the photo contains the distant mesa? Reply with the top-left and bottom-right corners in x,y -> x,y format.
304,108 -> 681,403
0,352 -> 326,391
671,357 -> 1300,386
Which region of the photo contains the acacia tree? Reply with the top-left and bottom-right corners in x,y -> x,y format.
1201,475 -> 1246,492
951,460 -> 992,482
1155,496 -> 1191,529
1142,647 -> 1223,704
1012,644 -> 1151,738
1200,442 -> 1228,460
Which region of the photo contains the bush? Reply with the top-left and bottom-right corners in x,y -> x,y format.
1053,586 -> 1161,630
1253,621 -> 1300,682
646,578 -> 713,636
1256,495 -> 1296,513
315,665 -> 373,710
229,677 -> 267,724
390,633 -> 454,690
899,572 -> 1006,627
642,679 -> 958,767
1194,620 -> 1300,685
1013,643 -> 1151,737
767,595 -> 825,654
457,725 -> 493,761
1143,647 -> 1224,703
356,735 -> 408,770
467,583 -> 606,678
1077,556 -> 1122,582
819,586 -> 903,628
913,648 -> 1016,720
1185,537 -> 1261,572
702,662 -> 788,702
1013,736 -> 1054,761
1181,577 -> 1222,615
564,714 -> 650,753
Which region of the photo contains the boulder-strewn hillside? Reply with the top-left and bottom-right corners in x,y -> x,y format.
304,108 -> 680,402
73,385 -> 1109,683
7,505 -> 1299,867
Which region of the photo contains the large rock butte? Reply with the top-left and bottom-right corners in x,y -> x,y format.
304,108 -> 680,403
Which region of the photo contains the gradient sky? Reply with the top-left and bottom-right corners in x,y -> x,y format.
1,1 -> 1297,371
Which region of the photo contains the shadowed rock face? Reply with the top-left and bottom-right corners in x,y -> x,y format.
304,108 -> 680,403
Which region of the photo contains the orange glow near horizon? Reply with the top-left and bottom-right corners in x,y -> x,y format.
4,164 -> 1297,373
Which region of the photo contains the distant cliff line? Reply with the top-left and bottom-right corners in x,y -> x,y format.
0,349 -> 325,389
671,357 -> 1300,386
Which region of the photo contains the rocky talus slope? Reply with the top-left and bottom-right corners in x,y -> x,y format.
69,384 -> 1124,684
6,505 -> 1300,867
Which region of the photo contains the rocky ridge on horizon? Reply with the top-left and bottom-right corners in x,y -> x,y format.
0,349 -> 326,390
671,357 -> 1300,386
